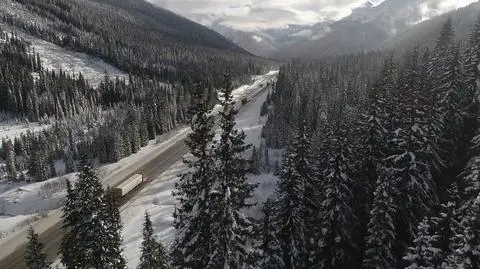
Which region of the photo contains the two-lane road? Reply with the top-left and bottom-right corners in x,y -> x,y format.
0,71 -> 278,269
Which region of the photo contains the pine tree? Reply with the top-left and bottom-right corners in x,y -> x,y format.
363,171 -> 397,269
140,212 -> 170,269
404,217 -> 442,269
60,161 -> 124,269
446,194 -> 480,268
3,138 -> 17,180
25,227 -> 50,269
105,190 -> 127,268
207,74 -> 256,268
172,81 -> 216,269
273,126 -> 314,269
259,199 -> 284,269
60,180 -> 79,269
314,128 -> 357,269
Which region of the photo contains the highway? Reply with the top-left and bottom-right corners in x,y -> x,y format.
0,71 -> 278,269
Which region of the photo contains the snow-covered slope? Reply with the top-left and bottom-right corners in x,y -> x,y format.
0,23 -> 128,86
0,0 -> 127,86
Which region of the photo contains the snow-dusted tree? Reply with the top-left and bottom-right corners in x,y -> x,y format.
259,199 -> 284,269
105,190 -> 126,269
446,194 -> 480,268
140,212 -> 170,269
273,126 -> 314,269
172,81 -> 216,269
207,74 -> 256,268
313,121 -> 358,269
60,161 -> 124,269
60,180 -> 79,269
404,217 -> 442,269
250,145 -> 262,175
363,170 -> 397,269
3,138 -> 17,180
461,134 -> 480,202
25,227 -> 50,269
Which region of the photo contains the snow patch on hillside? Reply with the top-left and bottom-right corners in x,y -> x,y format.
0,22 -> 128,86
0,121 -> 50,142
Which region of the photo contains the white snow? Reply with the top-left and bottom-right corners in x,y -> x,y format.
0,0 -> 128,87
0,71 -> 278,260
252,35 -> 263,42
121,75 -> 280,268
0,121 -> 50,141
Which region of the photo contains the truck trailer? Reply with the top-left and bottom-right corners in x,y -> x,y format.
112,173 -> 144,198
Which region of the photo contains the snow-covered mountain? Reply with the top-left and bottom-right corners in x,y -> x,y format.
274,0 -> 428,58
210,22 -> 333,58
207,0 -> 477,58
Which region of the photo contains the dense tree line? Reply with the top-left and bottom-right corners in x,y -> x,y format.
0,33 -> 221,182
1,0 -> 271,86
257,16 -> 480,268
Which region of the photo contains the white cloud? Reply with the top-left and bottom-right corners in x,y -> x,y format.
146,0 -> 478,31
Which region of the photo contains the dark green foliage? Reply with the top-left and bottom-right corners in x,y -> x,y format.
25,227 -> 50,269
259,199 -> 284,269
140,213 -> 170,269
172,82 -> 216,269
60,163 -> 125,269
206,75 -> 257,268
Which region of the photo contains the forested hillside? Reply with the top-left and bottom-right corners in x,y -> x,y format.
0,0 -> 270,86
0,32 -> 196,182
0,0 -> 273,184
258,17 -> 480,268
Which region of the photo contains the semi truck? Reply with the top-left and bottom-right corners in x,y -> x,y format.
112,173 -> 144,198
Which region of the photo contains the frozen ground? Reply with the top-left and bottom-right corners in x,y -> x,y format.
0,121 -> 50,141
121,84 -> 280,269
0,71 -> 278,251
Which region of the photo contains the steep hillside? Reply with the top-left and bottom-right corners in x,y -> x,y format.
271,0 -> 478,59
274,0 -> 422,58
0,0 -> 270,86
383,1 -> 480,51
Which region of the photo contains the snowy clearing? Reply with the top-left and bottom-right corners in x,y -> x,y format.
0,0 -> 128,86
0,121 -> 50,142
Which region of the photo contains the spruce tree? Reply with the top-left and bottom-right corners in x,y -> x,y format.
172,81 -> 216,269
273,126 -> 314,269
313,124 -> 357,269
105,190 -> 127,268
140,212 -> 170,269
404,217 -> 442,269
259,199 -> 284,269
3,138 -> 17,180
207,74 -> 256,268
60,161 -> 124,269
25,227 -> 50,269
446,194 -> 480,268
363,172 -> 397,269
60,180 -> 79,269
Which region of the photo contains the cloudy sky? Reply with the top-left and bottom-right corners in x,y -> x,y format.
146,0 -> 477,31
